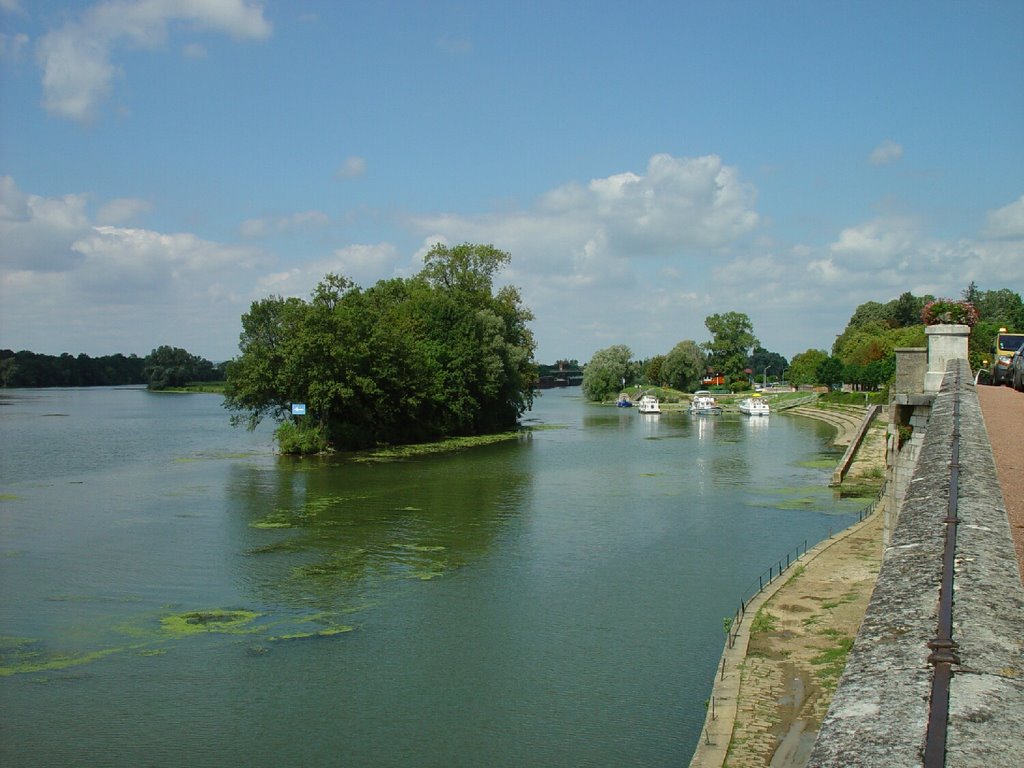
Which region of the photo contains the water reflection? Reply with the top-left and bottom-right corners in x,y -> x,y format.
692,413 -> 716,441
743,414 -> 771,430
225,443 -> 529,617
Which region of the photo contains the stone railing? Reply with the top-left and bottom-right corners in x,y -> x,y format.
807,360 -> 1024,766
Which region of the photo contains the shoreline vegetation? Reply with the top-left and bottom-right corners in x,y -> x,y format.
149,381 -> 226,394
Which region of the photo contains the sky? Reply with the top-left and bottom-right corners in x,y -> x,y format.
2,1 -> 1023,365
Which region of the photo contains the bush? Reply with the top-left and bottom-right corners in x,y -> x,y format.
275,421 -> 330,455
921,299 -> 979,327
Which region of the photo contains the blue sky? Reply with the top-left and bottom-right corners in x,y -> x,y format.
2,1 -> 1022,365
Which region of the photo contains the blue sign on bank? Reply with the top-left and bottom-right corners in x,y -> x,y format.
291,403 -> 306,416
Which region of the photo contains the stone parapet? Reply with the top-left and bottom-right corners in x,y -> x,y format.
894,347 -> 928,394
808,359 -> 1024,766
924,324 -> 970,393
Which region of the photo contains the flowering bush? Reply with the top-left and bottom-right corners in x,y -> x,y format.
921,299 -> 979,327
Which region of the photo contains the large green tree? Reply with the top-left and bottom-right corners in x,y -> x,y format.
662,340 -> 706,392
703,312 -> 758,383
816,355 -> 845,389
643,355 -> 666,386
145,345 -> 219,389
582,345 -> 632,402
788,349 -> 828,386
224,243 -> 536,452
747,346 -> 788,384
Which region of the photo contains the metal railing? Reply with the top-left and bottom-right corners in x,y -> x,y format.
700,480 -> 886,750
923,370 -> 962,767
723,480 -> 886,651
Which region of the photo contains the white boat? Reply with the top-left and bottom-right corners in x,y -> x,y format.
637,394 -> 661,414
738,395 -> 770,416
688,391 -> 722,415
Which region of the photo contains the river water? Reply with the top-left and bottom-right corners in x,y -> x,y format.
0,386 -> 859,767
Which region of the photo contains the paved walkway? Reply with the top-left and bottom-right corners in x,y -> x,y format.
976,383 -> 1024,585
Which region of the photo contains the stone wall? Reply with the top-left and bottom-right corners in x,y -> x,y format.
807,360 -> 1024,766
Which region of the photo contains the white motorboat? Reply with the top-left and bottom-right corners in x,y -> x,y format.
738,395 -> 770,416
688,391 -> 722,415
637,394 -> 661,414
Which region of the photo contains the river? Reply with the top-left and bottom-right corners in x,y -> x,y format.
0,386 -> 860,767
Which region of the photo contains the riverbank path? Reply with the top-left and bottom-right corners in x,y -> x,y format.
689,403 -> 886,768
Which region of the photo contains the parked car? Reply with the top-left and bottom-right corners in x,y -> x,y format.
1011,346 -> 1024,392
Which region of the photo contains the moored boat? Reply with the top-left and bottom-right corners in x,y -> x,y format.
688,391 -> 722,415
738,395 -> 770,416
637,394 -> 661,414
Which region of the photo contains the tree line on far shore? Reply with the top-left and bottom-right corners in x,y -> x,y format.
580,284 -> 1024,402
7,272 -> 1019,452
581,311 -> 787,402
0,346 -> 225,390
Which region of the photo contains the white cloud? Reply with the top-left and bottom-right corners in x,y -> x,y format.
408,153 -> 761,360
828,216 -> 919,268
255,243 -> 402,298
982,194 -> 1024,240
532,154 -> 760,253
706,214 -> 1024,352
35,0 -> 271,122
0,178 -> 275,357
240,210 -> 329,238
96,197 -> 152,225
869,139 -> 903,166
335,156 -> 367,180
0,176 -> 92,271
413,153 -> 759,284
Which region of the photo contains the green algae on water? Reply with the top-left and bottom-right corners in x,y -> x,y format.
773,497 -> 825,511
390,543 -> 446,553
352,430 -> 528,462
0,636 -> 127,677
160,610 -> 262,636
250,513 -> 296,529
246,539 -> 303,555
269,626 -> 354,642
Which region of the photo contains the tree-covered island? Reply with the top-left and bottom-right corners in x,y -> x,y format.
223,243 -> 537,454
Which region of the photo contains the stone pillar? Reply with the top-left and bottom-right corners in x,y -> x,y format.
924,324 -> 970,393
894,347 -> 927,394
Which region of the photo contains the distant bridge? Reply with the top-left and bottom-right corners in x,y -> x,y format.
535,373 -> 582,388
